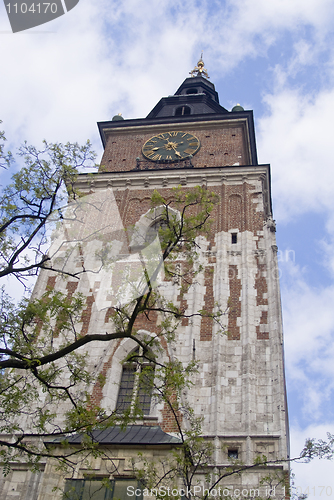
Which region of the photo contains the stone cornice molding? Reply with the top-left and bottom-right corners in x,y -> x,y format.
73,164 -> 272,217
75,164 -> 270,192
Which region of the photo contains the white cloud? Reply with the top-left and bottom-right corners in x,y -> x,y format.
280,259 -> 334,418
0,1 -> 201,150
258,86 -> 334,222
197,0 -> 334,74
291,424 -> 334,497
319,235 -> 334,278
1,0 -> 334,152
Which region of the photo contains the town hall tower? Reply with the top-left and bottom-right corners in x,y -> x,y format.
0,57 -> 289,500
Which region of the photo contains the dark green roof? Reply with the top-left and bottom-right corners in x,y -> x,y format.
45,425 -> 182,446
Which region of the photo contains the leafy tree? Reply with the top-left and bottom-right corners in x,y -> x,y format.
1,126 -> 333,499
0,128 -> 224,472
0,134 -> 96,284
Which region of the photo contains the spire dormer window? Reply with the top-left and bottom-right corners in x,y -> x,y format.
175,105 -> 191,116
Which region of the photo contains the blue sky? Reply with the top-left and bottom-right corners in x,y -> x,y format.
1,0 -> 334,494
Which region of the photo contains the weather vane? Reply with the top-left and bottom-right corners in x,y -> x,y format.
189,52 -> 209,78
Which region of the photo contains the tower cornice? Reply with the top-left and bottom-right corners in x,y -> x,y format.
73,163 -> 272,217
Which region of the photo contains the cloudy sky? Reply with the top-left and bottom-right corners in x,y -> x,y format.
1,0 -> 334,494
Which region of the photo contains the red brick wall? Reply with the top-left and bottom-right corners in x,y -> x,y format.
100,126 -> 247,173
255,254 -> 269,340
227,265 -> 241,340
99,182 -> 267,346
200,265 -> 215,341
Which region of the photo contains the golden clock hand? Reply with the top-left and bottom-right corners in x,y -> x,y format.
175,151 -> 182,157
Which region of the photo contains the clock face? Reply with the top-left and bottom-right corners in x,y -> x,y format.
142,131 -> 200,162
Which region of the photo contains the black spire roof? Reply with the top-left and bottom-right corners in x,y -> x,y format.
146,74 -> 228,119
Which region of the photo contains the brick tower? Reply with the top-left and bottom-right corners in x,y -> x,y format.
0,58 -> 289,499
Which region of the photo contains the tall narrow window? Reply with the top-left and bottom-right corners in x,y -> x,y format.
116,365 -> 136,413
116,348 -> 155,415
231,233 -> 237,244
175,105 -> 191,116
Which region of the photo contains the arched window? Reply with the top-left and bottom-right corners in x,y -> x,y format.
116,347 -> 155,415
144,219 -> 168,247
175,105 -> 191,116
129,205 -> 180,251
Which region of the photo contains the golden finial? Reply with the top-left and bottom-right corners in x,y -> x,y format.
189,52 -> 209,78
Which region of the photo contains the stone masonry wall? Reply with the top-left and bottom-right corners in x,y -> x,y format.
0,169 -> 289,500
29,177 -> 280,437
